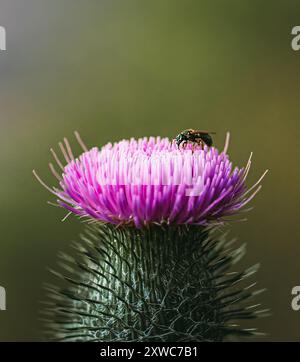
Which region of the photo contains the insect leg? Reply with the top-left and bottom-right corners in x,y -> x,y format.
194,138 -> 203,150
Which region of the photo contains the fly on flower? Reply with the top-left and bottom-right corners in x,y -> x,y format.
174,129 -> 216,149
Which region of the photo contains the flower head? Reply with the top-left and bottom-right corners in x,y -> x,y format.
34,132 -> 267,228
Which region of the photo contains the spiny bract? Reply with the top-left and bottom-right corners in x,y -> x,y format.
42,224 -> 268,342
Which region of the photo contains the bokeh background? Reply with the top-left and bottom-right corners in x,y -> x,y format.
0,0 -> 300,341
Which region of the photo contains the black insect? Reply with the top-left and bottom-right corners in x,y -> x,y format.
174,129 -> 215,149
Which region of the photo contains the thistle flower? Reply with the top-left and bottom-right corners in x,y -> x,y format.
35,132 -> 269,342
34,132 -> 266,228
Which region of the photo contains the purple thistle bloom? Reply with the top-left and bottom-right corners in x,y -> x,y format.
36,132 -> 269,341
34,132 -> 267,228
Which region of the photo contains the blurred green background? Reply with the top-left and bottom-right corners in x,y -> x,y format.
0,0 -> 300,341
